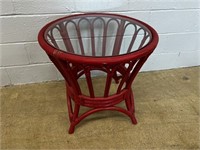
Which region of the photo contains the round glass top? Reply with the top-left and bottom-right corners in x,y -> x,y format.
44,13 -> 152,57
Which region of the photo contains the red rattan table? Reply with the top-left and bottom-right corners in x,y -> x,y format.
38,13 -> 159,134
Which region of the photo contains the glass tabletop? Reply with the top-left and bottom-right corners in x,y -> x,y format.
44,13 -> 152,57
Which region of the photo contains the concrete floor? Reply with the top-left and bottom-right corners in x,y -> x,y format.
1,67 -> 199,149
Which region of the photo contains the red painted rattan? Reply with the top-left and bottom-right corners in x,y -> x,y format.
38,13 -> 159,134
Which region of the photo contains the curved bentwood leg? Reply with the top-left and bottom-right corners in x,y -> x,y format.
67,102 -> 81,134
125,88 -> 137,124
68,103 -> 80,134
66,84 -> 80,134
